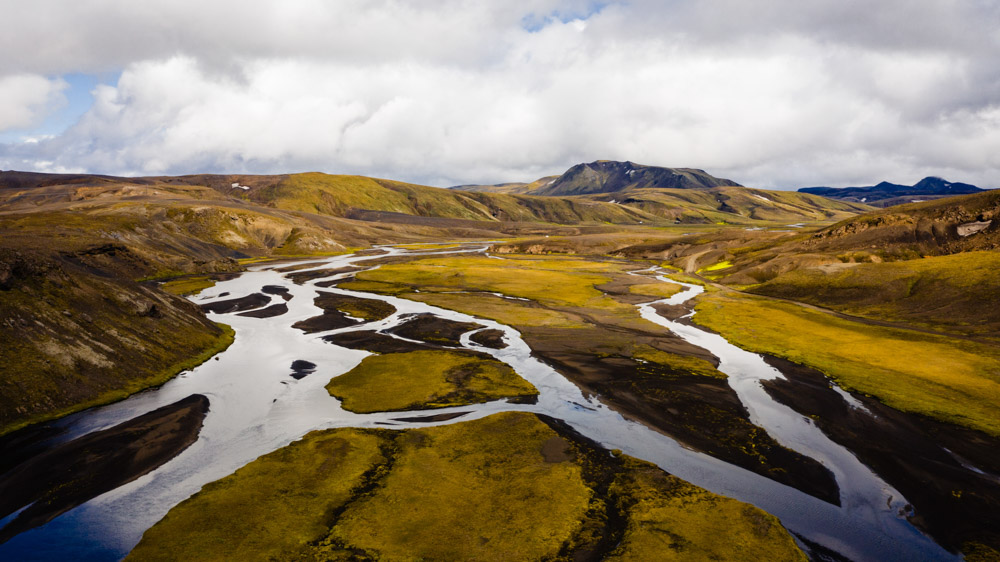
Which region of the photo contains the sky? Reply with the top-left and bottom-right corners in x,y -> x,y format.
1,0 -> 999,189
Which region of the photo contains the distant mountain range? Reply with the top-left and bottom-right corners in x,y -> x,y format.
451,160 -> 868,223
452,160 -> 741,196
798,177 -> 985,207
456,163 -> 990,209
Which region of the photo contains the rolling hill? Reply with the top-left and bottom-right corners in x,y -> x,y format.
0,167 -> 879,433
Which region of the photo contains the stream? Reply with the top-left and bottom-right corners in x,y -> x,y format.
0,245 -> 958,561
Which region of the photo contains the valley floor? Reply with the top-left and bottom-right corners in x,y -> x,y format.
2,234 -> 999,561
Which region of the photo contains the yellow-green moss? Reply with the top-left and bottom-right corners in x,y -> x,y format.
318,413 -> 591,560
693,293 -> 1000,436
326,350 -> 538,413
127,428 -> 387,561
352,255 -> 624,310
129,413 -> 807,561
607,456 -> 807,561
159,276 -> 216,296
701,260 -> 734,272
633,346 -> 727,379
404,292 -> 588,328
1,323 -> 235,437
748,251 -> 1000,338
627,281 -> 684,299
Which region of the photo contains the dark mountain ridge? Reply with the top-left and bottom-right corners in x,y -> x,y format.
799,177 -> 985,207
533,160 -> 742,196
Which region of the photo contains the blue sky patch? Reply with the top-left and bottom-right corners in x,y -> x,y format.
0,71 -> 120,144
521,2 -> 612,32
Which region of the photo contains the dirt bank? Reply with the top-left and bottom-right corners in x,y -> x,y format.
0,394 -> 210,543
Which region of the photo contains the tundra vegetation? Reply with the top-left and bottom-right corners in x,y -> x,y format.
326,349 -> 539,413
128,412 -> 806,561
3,170 -> 999,559
692,293 -> 1000,437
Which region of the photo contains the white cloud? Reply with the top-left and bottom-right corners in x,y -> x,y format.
0,75 -> 67,132
0,0 -> 999,188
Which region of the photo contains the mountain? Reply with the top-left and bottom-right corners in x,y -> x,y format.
531,160 -> 742,196
452,161 -> 741,196
448,161 -> 870,224
798,177 -> 985,207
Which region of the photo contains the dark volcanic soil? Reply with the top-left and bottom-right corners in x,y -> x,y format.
391,412 -> 471,423
200,293 -> 271,313
651,302 -> 691,320
469,329 -> 507,349
261,285 -> 292,301
237,303 -> 288,318
528,340 -> 840,505
286,267 -> 358,285
289,360 -> 317,380
0,394 -> 209,543
322,331 -> 437,353
761,355 -> 1000,554
387,313 -> 484,346
292,292 -> 396,334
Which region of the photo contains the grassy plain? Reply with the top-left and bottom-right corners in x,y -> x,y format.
326,350 -> 538,413
351,255 -> 629,310
693,293 -> 1000,436
128,413 -> 805,561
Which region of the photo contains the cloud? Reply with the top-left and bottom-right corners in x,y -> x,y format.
1,1 -> 999,188
0,75 -> 67,133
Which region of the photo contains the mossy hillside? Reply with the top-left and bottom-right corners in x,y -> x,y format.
812,189 -> 1000,255
748,251 -> 1000,338
0,201 -> 336,276
271,173 -> 492,220
692,190 -> 1000,292
159,275 -> 217,296
580,186 -> 870,226
267,173 -> 659,225
326,349 -> 538,413
0,249 -> 236,435
129,413 -> 806,561
693,292 -> 1000,437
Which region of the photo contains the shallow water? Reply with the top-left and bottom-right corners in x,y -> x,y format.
0,246 -> 958,561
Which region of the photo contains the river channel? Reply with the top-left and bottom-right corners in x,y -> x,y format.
0,245 -> 957,561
